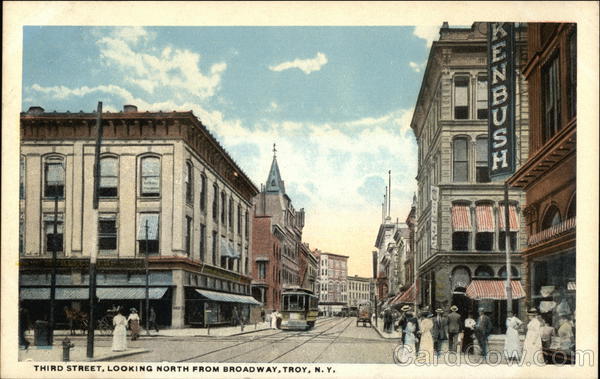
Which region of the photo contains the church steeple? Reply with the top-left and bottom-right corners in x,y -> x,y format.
265,143 -> 285,193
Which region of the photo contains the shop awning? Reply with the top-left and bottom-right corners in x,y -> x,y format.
96,287 -> 168,300
452,204 -> 471,232
465,280 -> 525,300
20,287 -> 89,300
498,205 -> 519,232
476,204 -> 495,232
395,282 -> 419,304
195,289 -> 261,305
567,282 -> 576,291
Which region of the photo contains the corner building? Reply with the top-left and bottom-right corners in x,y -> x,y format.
19,105 -> 259,329
410,23 -> 530,332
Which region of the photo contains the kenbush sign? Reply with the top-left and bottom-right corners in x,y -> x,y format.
487,22 -> 516,179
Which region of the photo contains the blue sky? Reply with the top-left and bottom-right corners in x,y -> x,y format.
22,25 -> 440,276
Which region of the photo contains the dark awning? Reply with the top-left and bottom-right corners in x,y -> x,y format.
195,289 -> 261,305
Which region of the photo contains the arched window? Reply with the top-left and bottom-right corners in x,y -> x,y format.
566,193 -> 576,219
474,265 -> 494,278
44,156 -> 65,198
541,205 -> 561,230
185,161 -> 193,203
476,137 -> 490,183
454,76 -> 470,119
498,265 -> 520,278
453,137 -> 469,182
99,156 -> 118,197
140,156 -> 160,197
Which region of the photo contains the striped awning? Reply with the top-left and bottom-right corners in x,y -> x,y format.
528,217 -> 575,246
567,282 -> 576,291
20,287 -> 89,300
392,282 -> 419,304
451,204 -> 471,232
465,280 -> 525,300
476,204 -> 495,232
195,289 -> 262,305
498,205 -> 519,232
97,287 -> 168,300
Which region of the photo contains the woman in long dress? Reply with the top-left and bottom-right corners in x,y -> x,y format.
401,313 -> 418,361
522,309 -> 545,365
504,312 -> 523,361
112,308 -> 127,352
418,313 -> 435,363
127,308 -> 141,341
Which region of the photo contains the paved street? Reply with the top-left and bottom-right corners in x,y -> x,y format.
97,317 -> 398,364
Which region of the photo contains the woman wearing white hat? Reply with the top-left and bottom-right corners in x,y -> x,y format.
504,311 -> 523,361
522,308 -> 545,365
111,307 -> 127,352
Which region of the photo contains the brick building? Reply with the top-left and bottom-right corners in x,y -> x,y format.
315,250 -> 348,316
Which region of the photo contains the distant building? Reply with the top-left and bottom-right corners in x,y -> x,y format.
250,148 -> 306,312
19,105 -> 260,329
314,250 -> 348,316
347,275 -> 372,308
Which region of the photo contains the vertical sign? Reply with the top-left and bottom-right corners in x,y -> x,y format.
430,186 -> 439,249
487,22 -> 516,179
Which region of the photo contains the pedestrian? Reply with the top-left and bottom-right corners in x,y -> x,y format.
418,312 -> 435,363
148,307 -> 159,332
557,316 -> 574,351
431,308 -> 449,355
504,312 -> 523,361
462,313 -> 476,353
447,305 -> 462,352
232,306 -> 240,326
261,309 -> 266,323
474,308 -> 493,358
400,312 -> 419,360
19,303 -> 31,350
127,308 -> 141,341
270,309 -> 278,329
522,308 -> 544,365
539,318 -> 555,349
383,307 -> 393,333
112,307 -> 127,351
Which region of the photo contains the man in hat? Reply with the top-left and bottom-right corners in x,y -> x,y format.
398,305 -> 411,340
431,308 -> 449,355
447,305 -> 462,352
475,307 -> 493,358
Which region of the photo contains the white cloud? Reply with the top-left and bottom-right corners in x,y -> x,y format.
269,52 -> 328,74
409,61 -> 426,73
413,25 -> 440,47
96,27 -> 226,99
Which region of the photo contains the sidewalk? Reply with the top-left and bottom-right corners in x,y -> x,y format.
372,317 -> 403,340
155,321 -> 272,337
19,344 -> 149,362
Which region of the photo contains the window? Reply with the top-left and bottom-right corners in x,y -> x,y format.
185,216 -> 192,256
245,211 -> 249,239
498,265 -> 519,279
453,137 -> 468,182
541,205 -> 561,230
199,224 -> 206,261
566,195 -> 576,219
98,213 -> 117,253
477,76 -> 488,120
221,256 -> 227,269
44,157 -> 64,198
185,162 -> 193,203
137,213 -> 159,255
454,76 -> 469,119
212,184 -> 218,221
474,265 -> 494,278
20,156 -> 25,200
228,258 -> 234,271
237,205 -> 242,235
96,157 -> 118,197
140,156 -> 160,197
475,232 -> 493,251
244,257 -> 248,274
257,262 -> 267,279
452,232 -> 469,251
212,231 -> 218,264
228,198 -> 233,231
19,212 -> 24,254
476,137 -> 490,183
44,213 -> 64,253
200,174 -> 207,212
499,231 -> 517,251
221,192 -> 226,224
542,54 -> 561,142
567,28 -> 577,120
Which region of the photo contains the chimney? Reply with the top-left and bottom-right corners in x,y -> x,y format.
27,106 -> 45,115
123,104 -> 138,113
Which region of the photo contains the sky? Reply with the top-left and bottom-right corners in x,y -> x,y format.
22,25 -> 441,277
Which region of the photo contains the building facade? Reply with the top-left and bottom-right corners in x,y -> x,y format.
508,23 -> 576,346
19,105 -> 260,329
251,150 -> 306,312
315,250 -> 348,316
410,23 -> 530,332
347,275 -> 372,309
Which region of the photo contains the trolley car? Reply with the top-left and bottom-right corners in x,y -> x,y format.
280,287 -> 319,330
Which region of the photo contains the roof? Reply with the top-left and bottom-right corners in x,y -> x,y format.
265,155 -> 285,194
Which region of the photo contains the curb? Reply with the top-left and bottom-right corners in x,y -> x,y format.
373,323 -> 402,340
88,348 -> 151,362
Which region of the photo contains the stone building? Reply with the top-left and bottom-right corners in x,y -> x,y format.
410,22 -> 530,332
250,148 -> 306,312
347,275 -> 372,309
19,105 -> 260,329
508,23 -> 576,346
314,250 -> 348,316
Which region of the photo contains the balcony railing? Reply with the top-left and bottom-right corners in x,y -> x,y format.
528,217 -> 576,246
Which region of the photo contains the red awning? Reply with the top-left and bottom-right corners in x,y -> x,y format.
465,280 -> 525,300
452,204 -> 471,232
476,204 -> 495,232
498,205 -> 519,232
393,282 -> 419,304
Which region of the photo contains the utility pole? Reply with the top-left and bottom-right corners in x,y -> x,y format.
145,220 -> 150,336
87,101 -> 103,358
504,182 -> 513,315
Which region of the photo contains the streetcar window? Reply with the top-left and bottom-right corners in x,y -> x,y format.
283,296 -> 289,310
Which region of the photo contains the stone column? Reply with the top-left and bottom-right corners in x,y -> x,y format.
171,269 -> 185,328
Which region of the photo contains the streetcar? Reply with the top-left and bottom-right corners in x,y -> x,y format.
280,287 -> 319,330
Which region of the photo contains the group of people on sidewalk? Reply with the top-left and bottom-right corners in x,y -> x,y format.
111,306 -> 159,352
